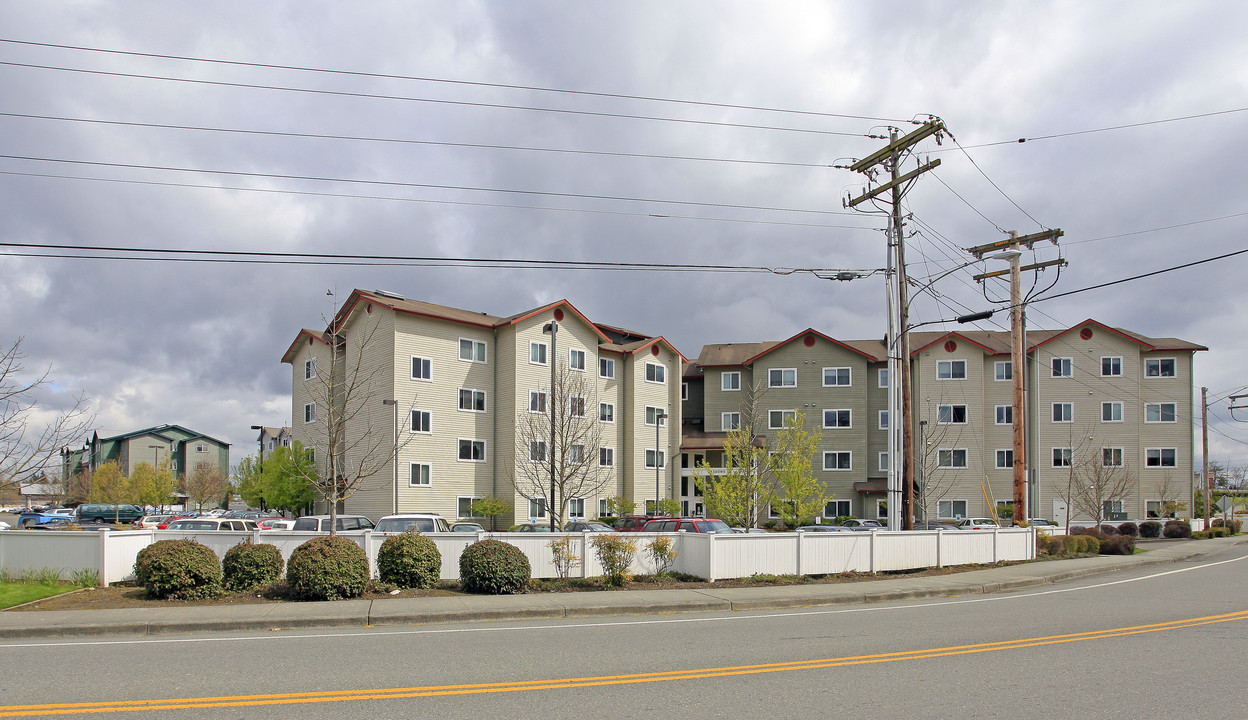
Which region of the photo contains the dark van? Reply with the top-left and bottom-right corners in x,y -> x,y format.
75,504 -> 145,523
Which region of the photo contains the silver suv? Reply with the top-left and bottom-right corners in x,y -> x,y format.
291,515 -> 375,532
375,513 -> 451,534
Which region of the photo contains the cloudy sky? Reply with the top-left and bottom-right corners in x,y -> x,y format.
2,1 -> 1246,470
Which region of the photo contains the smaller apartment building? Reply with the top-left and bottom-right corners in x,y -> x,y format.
60,424 -> 231,484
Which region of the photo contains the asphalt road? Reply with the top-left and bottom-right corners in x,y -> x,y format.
1,543 -> 1245,718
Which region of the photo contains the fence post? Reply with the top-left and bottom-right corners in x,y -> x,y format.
97,528 -> 109,587
868,530 -> 876,574
992,527 -> 999,563
581,531 -> 589,579
936,529 -> 943,568
795,531 -> 803,576
707,531 -> 716,581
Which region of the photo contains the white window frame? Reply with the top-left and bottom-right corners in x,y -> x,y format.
939,499 -> 968,520
599,498 -> 610,517
878,452 -> 889,471
878,368 -> 888,388
458,388 -> 486,413
567,498 -> 585,519
645,362 -> 667,384
599,402 -> 614,423
569,396 -> 586,418
599,447 -> 614,468
1146,448 -> 1177,467
823,451 -> 852,471
599,357 -> 615,379
994,361 -> 1012,382
823,367 -> 851,387
304,358 -> 316,380
824,499 -> 851,518
410,409 -> 432,434
529,440 -> 547,463
937,359 -> 967,380
995,449 -> 1014,469
529,498 -> 547,519
1051,357 -> 1073,378
1101,356 -> 1122,377
937,449 -> 968,468
937,404 -> 968,425
408,462 -> 431,487
1102,447 -> 1124,467
645,449 -> 666,469
722,371 -> 741,391
411,356 -> 431,381
569,348 -> 586,372
770,368 -> 797,388
457,496 -> 479,519
303,402 -> 316,424
1052,402 -> 1073,423
457,438 -> 486,463
645,406 -> 667,427
529,341 -> 548,366
995,405 -> 1012,425
823,409 -> 852,429
459,338 -> 487,364
1102,401 -> 1124,422
1052,447 -> 1073,468
878,410 -> 889,430
769,409 -> 797,429
529,391 -> 547,414
722,412 -> 741,431
1145,402 -> 1177,423
569,444 -> 586,464
1145,358 -> 1176,378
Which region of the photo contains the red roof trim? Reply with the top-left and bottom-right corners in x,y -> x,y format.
500,300 -> 611,342
746,328 -> 881,364
627,337 -> 689,363
1030,319 -> 1157,352
909,331 -> 998,357
338,290 -> 497,332
280,329 -> 328,364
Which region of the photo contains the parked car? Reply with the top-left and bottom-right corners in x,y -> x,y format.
135,514 -> 172,529
374,514 -> 450,534
564,521 -> 613,532
731,527 -> 771,534
18,508 -> 74,528
257,517 -> 296,531
509,522 -> 557,532
796,525 -> 855,532
165,518 -> 258,531
912,521 -> 955,531
956,518 -> 999,530
291,515 -> 375,532
75,504 -> 145,524
614,515 -> 669,532
839,518 -> 884,530
450,522 -> 485,532
1028,518 -> 1057,527
0,521 -> 10,530
642,517 -> 734,534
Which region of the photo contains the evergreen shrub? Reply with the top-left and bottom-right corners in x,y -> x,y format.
222,541 -> 284,591
459,539 -> 530,595
134,539 -> 222,600
377,531 -> 442,589
286,536 -> 369,600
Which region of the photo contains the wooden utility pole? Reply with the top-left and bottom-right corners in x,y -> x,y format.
1203,386 -> 1210,531
849,120 -> 943,530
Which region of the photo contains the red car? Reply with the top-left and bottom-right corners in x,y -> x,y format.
614,515 -> 671,532
642,517 -> 734,534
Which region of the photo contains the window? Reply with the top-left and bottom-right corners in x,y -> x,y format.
529,499 -> 546,518
569,349 -> 586,371
599,498 -> 610,516
938,499 -> 968,519
458,439 -> 486,462
645,406 -> 667,426
937,360 -> 966,380
1103,499 -> 1124,517
409,463 -> 431,487
529,342 -> 547,365
1146,500 -> 1177,519
878,368 -> 889,387
995,361 -> 1012,381
824,499 -> 851,518
645,362 -> 666,384
645,449 -> 666,469
568,498 -> 585,519
1145,402 -> 1177,423
682,383 -> 688,400
823,409 -> 851,428
878,452 -> 889,471
1052,403 -> 1073,423
410,410 -> 431,433
769,409 -> 797,429
459,338 -> 486,363
195,444 -> 206,453
569,445 -> 586,464
995,405 -> 1013,425
722,371 -> 741,391
996,449 -> 1014,469
458,388 -> 486,412
770,368 -> 797,387
937,449 -> 968,468
1102,448 -> 1124,467
529,391 -> 547,414
303,402 -> 316,423
569,396 -> 586,417
1051,357 -> 1073,377
1145,358 -> 1176,377
411,356 -> 431,380
599,357 -> 615,378
1052,447 -> 1072,467
599,447 -> 614,467
599,402 -> 614,422
937,404 -> 968,424
1146,448 -> 1177,467
529,440 -> 547,463
458,497 -> 478,518
1102,402 -> 1123,422
879,411 -> 889,429
1101,356 -> 1122,376
722,412 -> 741,431
823,367 -> 851,387
304,358 -> 316,380
823,451 -> 852,471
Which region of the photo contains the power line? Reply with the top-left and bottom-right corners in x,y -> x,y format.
1065,212 -> 1248,245
0,111 -> 838,170
0,61 -> 871,138
0,38 -> 908,125
950,106 -> 1248,150
949,136 -> 1045,230
1033,247 -> 1248,304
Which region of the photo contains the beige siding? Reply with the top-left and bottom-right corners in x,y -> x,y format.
913,340 -> 989,517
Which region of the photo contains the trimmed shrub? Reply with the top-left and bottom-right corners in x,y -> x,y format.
1099,535 -> 1136,555
591,534 -> 639,587
1163,520 -> 1192,539
1139,521 -> 1162,538
459,539 -> 530,595
286,536 -> 369,600
222,541 -> 284,591
376,531 -> 442,589
1212,518 -> 1243,534
1207,527 -> 1229,538
1116,522 -> 1138,538
1076,535 -> 1101,554
1098,524 -> 1118,536
134,539 -> 222,600
1059,535 -> 1081,556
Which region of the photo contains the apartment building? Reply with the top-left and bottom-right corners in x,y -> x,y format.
282,290 -> 683,526
680,320 -> 1204,524
60,424 -> 231,483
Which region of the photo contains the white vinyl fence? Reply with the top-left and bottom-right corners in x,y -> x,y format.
0,527 -> 1036,586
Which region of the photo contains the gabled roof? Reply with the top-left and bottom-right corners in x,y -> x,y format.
280,328 -> 330,365
909,330 -> 1004,357
1030,319 -> 1208,353
616,336 -> 688,363
497,299 -> 611,343
693,341 -> 781,368
746,328 -> 881,364
95,424 -> 230,448
337,289 -> 503,332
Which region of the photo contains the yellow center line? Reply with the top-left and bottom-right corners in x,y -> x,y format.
4,609 -> 1245,717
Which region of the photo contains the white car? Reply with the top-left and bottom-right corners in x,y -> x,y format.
956,517 -> 1000,530
0,521 -> 11,530
375,513 -> 451,534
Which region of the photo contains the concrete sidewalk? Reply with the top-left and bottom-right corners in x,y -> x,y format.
2,537 -> 1242,639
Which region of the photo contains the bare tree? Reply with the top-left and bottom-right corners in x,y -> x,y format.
182,464 -> 229,511
915,397 -> 976,522
1070,448 -> 1137,529
509,359 -> 607,529
1154,470 -> 1186,519
0,338 -> 93,495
